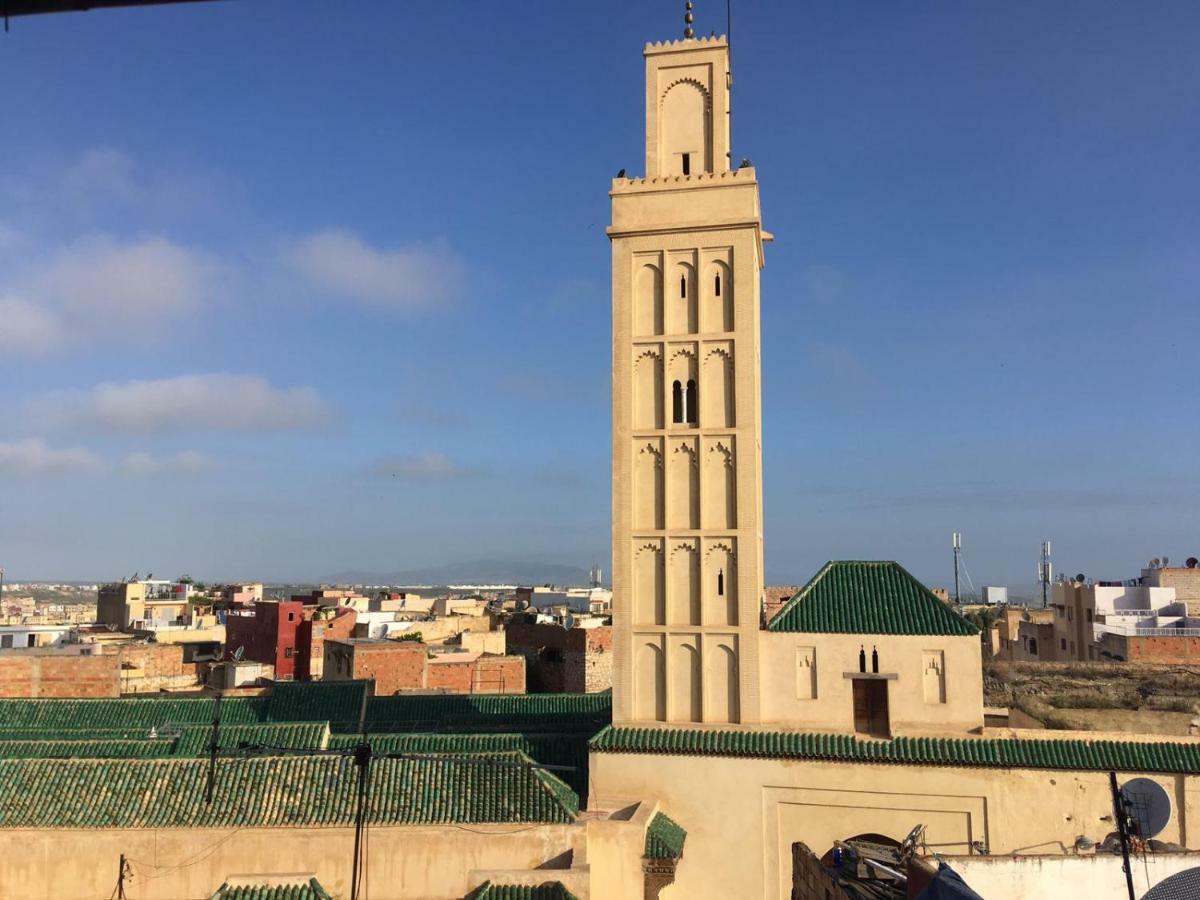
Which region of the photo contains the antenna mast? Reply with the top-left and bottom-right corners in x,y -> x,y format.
952,533 -> 962,605
1039,540 -> 1052,609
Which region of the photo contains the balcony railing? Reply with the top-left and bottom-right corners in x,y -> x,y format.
1094,622 -> 1200,637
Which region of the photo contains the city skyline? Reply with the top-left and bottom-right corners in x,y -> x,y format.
1,1 -> 1197,587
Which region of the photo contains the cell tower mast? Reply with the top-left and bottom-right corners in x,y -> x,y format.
952,533 -> 962,605
1039,541 -> 1052,609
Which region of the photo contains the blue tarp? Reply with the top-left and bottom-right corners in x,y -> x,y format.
916,862 -> 985,900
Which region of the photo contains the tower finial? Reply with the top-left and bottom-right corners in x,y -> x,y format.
684,1 -> 695,39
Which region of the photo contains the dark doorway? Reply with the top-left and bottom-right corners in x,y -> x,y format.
852,679 -> 890,737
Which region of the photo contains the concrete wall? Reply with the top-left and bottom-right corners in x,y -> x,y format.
589,750 -> 1200,900
757,632 -> 984,734
951,852 -> 1200,900
0,653 -> 119,697
0,824 -> 584,900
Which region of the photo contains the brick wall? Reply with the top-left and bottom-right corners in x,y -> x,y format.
506,623 -> 612,693
115,643 -> 184,678
0,654 -> 120,698
1122,635 -> 1200,663
298,609 -> 356,681
426,655 -> 526,694
348,642 -> 427,694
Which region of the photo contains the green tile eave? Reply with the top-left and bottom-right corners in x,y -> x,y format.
644,811 -> 687,859
467,882 -> 580,900
589,726 -> 1200,775
213,879 -> 332,900
766,560 -> 979,636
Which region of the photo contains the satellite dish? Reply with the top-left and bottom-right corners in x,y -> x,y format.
1144,868 -> 1200,900
1074,573 -> 1086,584
1188,557 -> 1199,569
1121,777 -> 1172,839
1163,556 -> 1170,567
1151,559 -> 1161,569
232,645 -> 245,662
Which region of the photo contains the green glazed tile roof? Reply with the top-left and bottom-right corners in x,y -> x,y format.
0,739 -> 175,759
212,879 -> 332,900
172,722 -> 329,756
266,680 -> 368,729
466,882 -> 579,900
590,726 -> 1200,774
0,696 -> 265,730
767,561 -> 979,636
328,732 -> 591,801
644,811 -> 687,859
0,750 -> 577,828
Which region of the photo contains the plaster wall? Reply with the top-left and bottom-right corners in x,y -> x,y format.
0,824 -> 582,900
757,632 -> 984,734
589,750 -> 1200,900
950,853 -> 1200,900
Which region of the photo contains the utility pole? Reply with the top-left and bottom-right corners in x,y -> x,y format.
952,533 -> 962,605
1109,772 -> 1136,900
1039,541 -> 1052,609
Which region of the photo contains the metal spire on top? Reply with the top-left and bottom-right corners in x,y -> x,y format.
684,1 -> 694,38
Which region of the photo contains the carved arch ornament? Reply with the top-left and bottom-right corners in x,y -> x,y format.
704,542 -> 737,563
638,443 -> 664,468
672,442 -> 698,467
709,441 -> 734,468
660,77 -> 713,111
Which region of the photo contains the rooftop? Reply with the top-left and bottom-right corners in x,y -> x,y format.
767,561 -> 979,636
0,751 -> 578,828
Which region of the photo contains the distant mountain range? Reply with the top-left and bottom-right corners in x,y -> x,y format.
319,559 -> 593,587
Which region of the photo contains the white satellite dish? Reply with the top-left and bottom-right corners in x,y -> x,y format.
1121,777 -> 1172,839
232,645 -> 245,662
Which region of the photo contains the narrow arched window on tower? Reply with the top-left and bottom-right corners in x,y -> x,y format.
717,568 -> 724,596
681,152 -> 691,176
685,378 -> 698,424
714,273 -> 721,297
672,380 -> 683,424
680,274 -> 687,299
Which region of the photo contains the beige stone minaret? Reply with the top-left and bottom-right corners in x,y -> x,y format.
610,33 -> 769,726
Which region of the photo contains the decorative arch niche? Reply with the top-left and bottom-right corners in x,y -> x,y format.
634,263 -> 663,336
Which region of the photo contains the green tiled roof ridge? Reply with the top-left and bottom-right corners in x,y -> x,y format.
0,752 -> 578,828
466,881 -> 580,900
644,811 -> 687,859
590,726 -> 1200,774
767,560 -> 978,636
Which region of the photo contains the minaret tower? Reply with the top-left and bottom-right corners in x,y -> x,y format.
610,23 -> 769,725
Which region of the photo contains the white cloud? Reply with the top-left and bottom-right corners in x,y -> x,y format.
32,374 -> 328,434
35,234 -> 213,321
0,233 -> 217,356
0,439 -> 101,476
365,452 -> 476,481
119,450 -> 214,476
0,296 -> 64,354
287,229 -> 464,307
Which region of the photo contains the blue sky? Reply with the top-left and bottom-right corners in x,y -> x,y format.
1,1 -> 1197,588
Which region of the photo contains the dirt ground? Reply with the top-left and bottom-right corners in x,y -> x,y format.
986,660 -> 1200,734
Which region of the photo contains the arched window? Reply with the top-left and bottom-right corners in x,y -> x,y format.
717,568 -> 724,596
714,273 -> 721,297
680,275 -> 687,299
672,380 -> 683,424
685,379 -> 698,424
